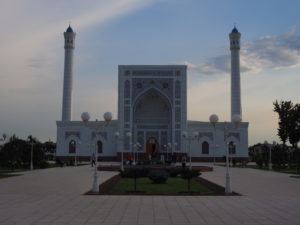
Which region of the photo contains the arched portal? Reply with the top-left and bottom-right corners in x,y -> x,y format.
133,88 -> 172,153
134,89 -> 171,124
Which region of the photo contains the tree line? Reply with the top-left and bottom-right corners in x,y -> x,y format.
0,134 -> 56,170
273,100 -> 300,148
252,100 -> 300,170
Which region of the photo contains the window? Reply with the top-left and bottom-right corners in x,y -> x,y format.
69,140 -> 76,153
202,141 -> 209,154
228,141 -> 236,154
97,141 -> 103,154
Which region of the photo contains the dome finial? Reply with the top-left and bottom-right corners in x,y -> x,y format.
66,23 -> 73,33
232,24 -> 238,33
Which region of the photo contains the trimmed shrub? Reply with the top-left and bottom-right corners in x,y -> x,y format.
148,170 -> 169,184
119,168 -> 150,178
39,160 -> 50,169
167,167 -> 181,177
180,169 -> 201,179
255,153 -> 263,167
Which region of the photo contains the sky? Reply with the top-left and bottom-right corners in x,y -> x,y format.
0,0 -> 300,145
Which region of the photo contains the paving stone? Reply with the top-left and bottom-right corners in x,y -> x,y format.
0,164 -> 300,225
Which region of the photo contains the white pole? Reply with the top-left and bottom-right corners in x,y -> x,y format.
30,142 -> 33,170
75,145 -> 77,166
92,121 -> 99,193
121,142 -> 124,171
189,139 -> 192,170
269,147 -> 272,170
225,142 -> 232,194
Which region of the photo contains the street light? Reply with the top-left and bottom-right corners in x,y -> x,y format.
167,142 -> 178,160
209,114 -> 219,165
81,111 -> 113,193
27,135 -> 34,171
182,131 -> 199,170
264,140 -> 274,170
114,131 -> 131,171
134,142 -> 141,164
209,113 -> 241,194
75,141 -> 81,166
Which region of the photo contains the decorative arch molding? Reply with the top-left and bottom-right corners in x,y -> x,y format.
91,134 -> 106,143
228,132 -> 240,141
65,131 -> 80,140
226,136 -> 239,144
132,87 -> 172,109
198,136 -> 213,145
198,132 -> 213,142
65,134 -> 80,143
91,132 -> 107,141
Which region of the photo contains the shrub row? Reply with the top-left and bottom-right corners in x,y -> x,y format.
119,167 -> 201,184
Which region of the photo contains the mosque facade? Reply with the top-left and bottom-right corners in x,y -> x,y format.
56,26 -> 249,162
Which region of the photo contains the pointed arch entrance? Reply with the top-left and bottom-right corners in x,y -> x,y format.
133,88 -> 172,155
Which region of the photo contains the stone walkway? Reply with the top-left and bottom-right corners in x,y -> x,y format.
0,164 -> 300,225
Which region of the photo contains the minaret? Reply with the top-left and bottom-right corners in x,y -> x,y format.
62,25 -> 76,121
229,26 -> 242,121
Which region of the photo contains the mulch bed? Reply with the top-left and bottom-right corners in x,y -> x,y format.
85,175 -> 240,196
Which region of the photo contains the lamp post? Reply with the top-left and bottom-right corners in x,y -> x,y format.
229,142 -> 235,167
75,141 -> 81,166
114,131 -> 131,171
209,114 -> 218,165
182,131 -> 199,170
27,135 -> 34,171
264,140 -> 274,170
209,113 -> 241,194
167,142 -> 178,158
135,142 -> 141,164
81,111 -> 112,193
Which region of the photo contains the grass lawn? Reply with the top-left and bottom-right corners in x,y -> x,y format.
218,164 -> 300,175
245,165 -> 300,175
0,170 -> 22,179
111,177 -> 215,195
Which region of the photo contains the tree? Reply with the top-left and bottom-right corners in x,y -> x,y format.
287,104 -> 300,148
273,100 -> 293,145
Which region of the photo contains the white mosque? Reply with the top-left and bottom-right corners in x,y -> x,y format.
56,26 -> 249,162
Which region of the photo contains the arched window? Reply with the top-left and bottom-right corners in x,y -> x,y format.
97,141 -> 103,154
69,140 -> 76,153
228,141 -> 236,154
202,141 -> 209,154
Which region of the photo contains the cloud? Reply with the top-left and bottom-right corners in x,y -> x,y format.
182,28 -> 300,75
0,0 -> 160,141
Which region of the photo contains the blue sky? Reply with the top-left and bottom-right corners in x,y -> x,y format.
0,0 -> 300,145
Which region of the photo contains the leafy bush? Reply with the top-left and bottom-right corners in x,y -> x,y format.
255,153 -> 263,167
39,160 -> 50,169
180,169 -> 201,179
148,170 -> 169,184
119,168 -> 150,178
167,167 -> 182,177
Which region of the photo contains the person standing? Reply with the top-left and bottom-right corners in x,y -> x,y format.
91,153 -> 96,167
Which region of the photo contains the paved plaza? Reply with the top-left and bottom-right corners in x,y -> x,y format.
0,164 -> 300,225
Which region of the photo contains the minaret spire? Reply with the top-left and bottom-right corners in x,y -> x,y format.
229,26 -> 242,121
62,25 -> 76,121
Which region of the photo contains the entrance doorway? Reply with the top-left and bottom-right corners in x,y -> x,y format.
146,137 -> 159,157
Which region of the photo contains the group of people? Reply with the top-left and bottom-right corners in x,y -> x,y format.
90,152 -> 188,168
